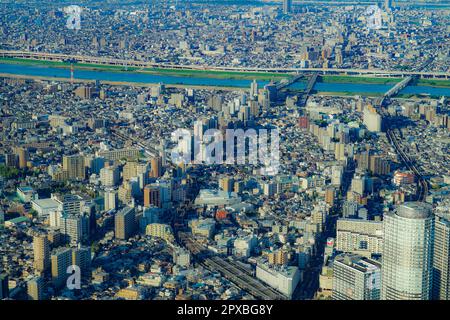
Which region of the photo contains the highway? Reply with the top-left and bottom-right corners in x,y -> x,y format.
1,50 -> 449,79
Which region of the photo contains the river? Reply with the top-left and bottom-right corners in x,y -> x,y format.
0,63 -> 449,97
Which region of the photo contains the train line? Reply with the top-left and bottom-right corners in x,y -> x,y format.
178,232 -> 285,300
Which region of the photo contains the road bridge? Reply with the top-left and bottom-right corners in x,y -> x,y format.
296,73 -> 319,107
275,73 -> 304,91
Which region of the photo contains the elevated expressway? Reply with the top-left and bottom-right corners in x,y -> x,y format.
1,50 -> 449,79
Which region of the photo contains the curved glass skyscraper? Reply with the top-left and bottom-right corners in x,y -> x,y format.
381,202 -> 434,300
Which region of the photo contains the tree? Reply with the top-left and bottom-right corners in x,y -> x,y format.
0,165 -> 20,179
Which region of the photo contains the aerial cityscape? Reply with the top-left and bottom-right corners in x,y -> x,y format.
0,0 -> 449,304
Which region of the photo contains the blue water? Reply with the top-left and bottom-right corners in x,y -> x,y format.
0,63 -> 449,96
0,63 -> 264,88
289,81 -> 450,96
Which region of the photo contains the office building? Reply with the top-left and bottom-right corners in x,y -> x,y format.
219,176 -> 234,193
144,185 -> 161,208
115,206 -> 136,240
5,152 -> 18,168
33,234 -> 50,272
250,79 -> 258,98
256,262 -> 300,298
63,155 -> 85,180
385,0 -> 392,11
72,246 -> 91,277
336,218 -> 383,257
146,223 -> 174,242
150,157 -> 162,178
433,211 -> 450,300
104,189 -> 118,211
363,105 -> 382,132
381,202 -> 434,300
51,247 -> 72,288
0,272 -> 8,299
15,147 -> 29,168
283,0 -> 293,14
59,213 -> 90,244
332,253 -> 381,300
331,165 -> 343,186
100,165 -> 120,187
98,148 -> 140,161
27,276 -> 45,300
173,247 -> 191,267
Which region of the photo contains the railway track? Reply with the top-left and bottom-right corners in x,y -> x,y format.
178,232 -> 285,300
379,106 -> 428,202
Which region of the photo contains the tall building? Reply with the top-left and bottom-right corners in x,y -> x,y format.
27,276 -> 45,300
63,155 -> 85,180
33,234 -> 50,272
72,246 -> 91,278
332,253 -> 381,300
104,189 -> 118,211
219,176 -> 234,193
0,272 -> 8,299
325,187 -> 336,206
98,148 -> 140,161
15,147 -> 29,168
150,157 -> 162,178
51,247 -> 72,288
100,165 -> 120,187
336,218 -> 383,257
283,0 -> 293,14
363,105 -> 382,132
144,185 -> 161,208
5,152 -> 18,168
59,213 -> 90,244
385,0 -> 392,11
74,85 -> 93,99
115,206 -> 136,240
250,79 -> 258,98
433,211 -> 450,300
122,161 -> 136,181
331,165 -> 343,186
381,202 -> 434,300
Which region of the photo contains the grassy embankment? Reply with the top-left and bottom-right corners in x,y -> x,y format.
0,57 -> 290,80
320,75 -> 450,88
1,57 -> 449,89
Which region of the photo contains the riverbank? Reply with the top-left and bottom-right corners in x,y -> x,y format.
1,59 -> 449,97
319,75 -> 450,88
0,73 -> 248,91
0,57 -> 290,81
2,56 -> 449,88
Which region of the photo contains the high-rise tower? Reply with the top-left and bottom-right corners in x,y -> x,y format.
33,234 -> 50,273
433,208 -> 450,300
283,0 -> 293,14
381,202 -> 434,300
